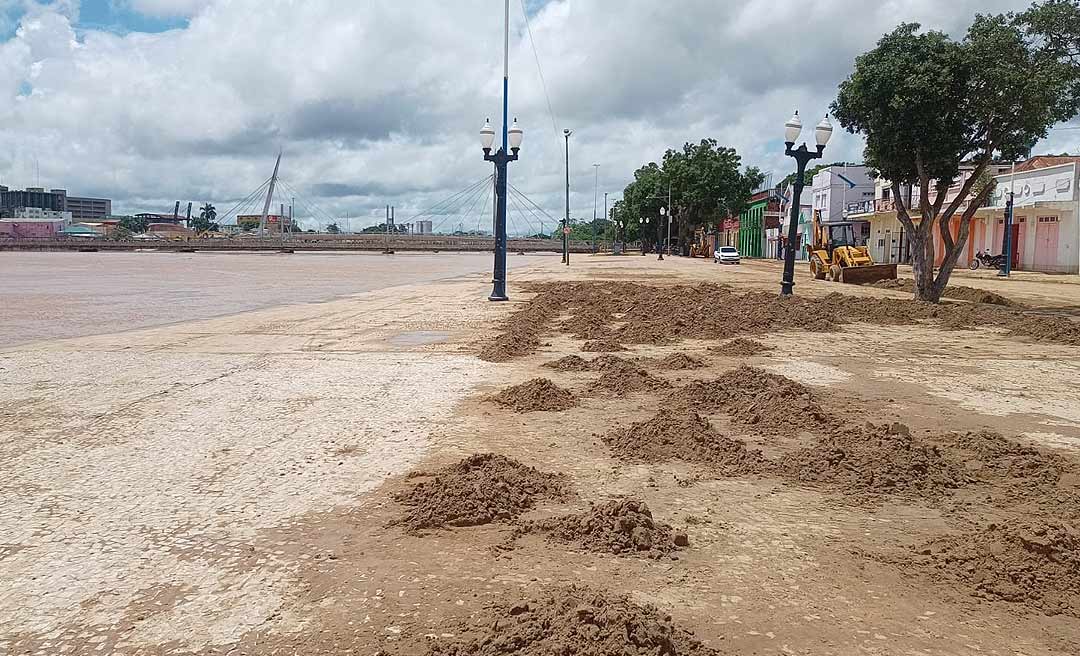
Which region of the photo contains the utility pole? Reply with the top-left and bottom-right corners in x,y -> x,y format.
667,181 -> 672,256
592,163 -> 600,253
999,159 -> 1017,277
604,192 -> 609,250
563,129 -> 572,265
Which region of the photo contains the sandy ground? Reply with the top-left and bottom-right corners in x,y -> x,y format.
3,254 -> 1080,655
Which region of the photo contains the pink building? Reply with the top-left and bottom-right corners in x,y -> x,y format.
0,220 -> 66,238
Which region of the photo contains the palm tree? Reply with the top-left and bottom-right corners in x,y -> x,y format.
199,203 -> 217,222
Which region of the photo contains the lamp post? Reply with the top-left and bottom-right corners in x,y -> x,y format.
480,0 -> 521,302
780,111 -> 832,296
657,207 -> 667,261
563,129 -> 572,265
639,217 -> 648,255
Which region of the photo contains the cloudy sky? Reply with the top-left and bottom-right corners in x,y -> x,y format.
0,0 -> 1074,233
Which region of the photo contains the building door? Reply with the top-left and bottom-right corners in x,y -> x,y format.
1034,216 -> 1060,271
1011,219 -> 1026,271
992,219 -> 1004,255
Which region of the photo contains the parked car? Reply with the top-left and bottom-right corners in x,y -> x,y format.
714,246 -> 741,264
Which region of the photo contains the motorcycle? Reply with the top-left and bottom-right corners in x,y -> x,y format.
970,250 -> 1005,270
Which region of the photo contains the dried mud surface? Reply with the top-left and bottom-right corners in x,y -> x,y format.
486,378 -> 577,413
420,584 -> 720,656
779,422 -> 970,499
393,454 -> 569,531
872,278 -> 1021,307
651,353 -> 707,370
602,409 -> 769,475
477,281 -> 1080,362
913,522 -> 1080,617
673,366 -> 836,437
519,499 -> 688,560
590,366 -> 672,397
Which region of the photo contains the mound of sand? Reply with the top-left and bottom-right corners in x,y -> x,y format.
779,422 -> 969,498
581,339 -> 627,352
872,278 -> 1020,307
487,378 -> 577,413
590,366 -> 672,397
425,585 -> 719,655
393,454 -> 568,531
521,499 -> 688,560
674,366 -> 834,436
915,522 -> 1080,616
542,355 -> 592,372
946,430 -> 1080,520
653,353 -> 707,370
481,280 -> 1080,362
711,338 -> 773,357
603,409 -> 768,475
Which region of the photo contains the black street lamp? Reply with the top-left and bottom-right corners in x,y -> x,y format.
481,116 -> 523,301
638,217 -> 649,255
657,207 -> 667,261
780,111 -> 833,296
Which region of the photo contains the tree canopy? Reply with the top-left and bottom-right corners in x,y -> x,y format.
616,139 -> 762,245
832,1 -> 1080,301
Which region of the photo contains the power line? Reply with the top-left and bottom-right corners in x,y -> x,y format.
519,0 -> 561,146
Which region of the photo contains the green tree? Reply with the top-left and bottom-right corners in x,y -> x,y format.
832,3 -> 1080,302
618,140 -> 762,253
326,222 -> 341,234
118,215 -> 148,234
192,203 -> 219,234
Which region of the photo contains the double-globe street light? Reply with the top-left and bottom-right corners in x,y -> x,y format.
779,110 -> 833,297
657,206 -> 668,261
479,0 -> 523,302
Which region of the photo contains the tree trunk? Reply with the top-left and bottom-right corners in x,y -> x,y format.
909,227 -> 939,302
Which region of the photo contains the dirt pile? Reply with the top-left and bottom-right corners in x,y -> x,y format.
393,454 -> 568,531
673,366 -> 834,436
914,522 -> 1080,616
872,278 -> 1020,307
590,366 -> 672,396
521,499 -> 688,560
652,353 -> 707,370
542,355 -> 592,372
582,339 -> 627,352
424,584 -> 719,655
946,430 -> 1080,519
778,422 -> 969,498
711,338 -> 773,357
603,409 -> 768,474
487,378 -> 577,413
480,281 -> 1080,362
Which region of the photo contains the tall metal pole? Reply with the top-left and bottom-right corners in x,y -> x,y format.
563,130 -> 571,265
604,192 -> 608,250
999,160 -> 1017,277
780,142 -> 824,296
259,150 -> 282,236
667,182 -> 672,256
592,163 -> 600,253
487,0 -> 511,300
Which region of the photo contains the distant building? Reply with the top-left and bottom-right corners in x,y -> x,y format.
737,188 -> 781,258
145,223 -> 194,239
810,165 -> 875,245
0,206 -> 73,239
236,214 -> 297,233
66,196 -> 112,220
416,220 -> 434,235
0,185 -> 112,221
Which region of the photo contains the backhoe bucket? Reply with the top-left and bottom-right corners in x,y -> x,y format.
838,263 -> 898,285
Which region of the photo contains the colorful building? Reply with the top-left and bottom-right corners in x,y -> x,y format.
738,190 -> 779,258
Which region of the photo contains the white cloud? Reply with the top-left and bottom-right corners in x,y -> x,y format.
0,0 -> 1044,232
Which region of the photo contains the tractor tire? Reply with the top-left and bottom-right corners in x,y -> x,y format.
829,264 -> 843,282
810,258 -> 827,280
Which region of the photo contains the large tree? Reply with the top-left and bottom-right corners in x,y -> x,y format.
619,140 -> 762,252
832,2 -> 1080,302
192,203 -> 219,234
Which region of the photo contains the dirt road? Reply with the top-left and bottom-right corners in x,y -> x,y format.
2,255 -> 1079,655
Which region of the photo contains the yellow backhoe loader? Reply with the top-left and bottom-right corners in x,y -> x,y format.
808,211 -> 897,285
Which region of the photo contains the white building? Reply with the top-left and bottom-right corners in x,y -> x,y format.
773,182 -> 813,260
810,165 -> 875,244
972,157 -> 1080,274
10,207 -> 72,222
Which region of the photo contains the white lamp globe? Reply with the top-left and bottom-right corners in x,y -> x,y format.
815,114 -> 834,147
480,118 -> 495,150
508,118 -> 523,150
784,111 -> 802,144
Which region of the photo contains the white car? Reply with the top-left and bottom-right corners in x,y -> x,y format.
714,246 -> 741,264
